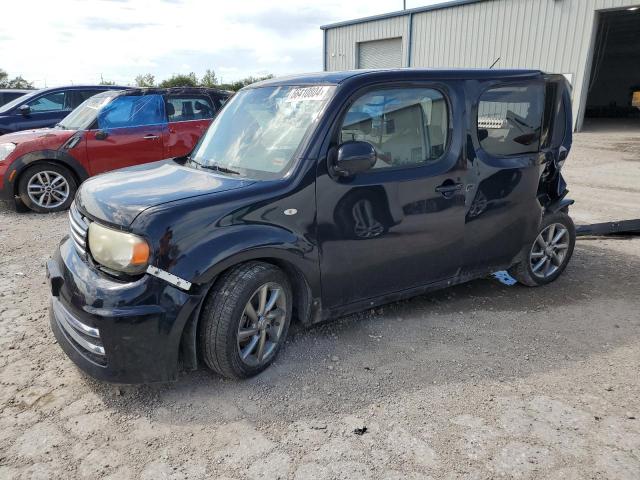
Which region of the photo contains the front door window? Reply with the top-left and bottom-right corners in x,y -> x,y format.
27,92 -> 65,112
340,87 -> 449,170
98,94 -> 165,129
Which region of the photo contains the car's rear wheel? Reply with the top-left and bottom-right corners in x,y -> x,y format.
198,262 -> 292,379
509,211 -> 576,286
18,163 -> 77,213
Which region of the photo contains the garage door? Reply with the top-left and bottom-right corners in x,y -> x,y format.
358,38 -> 403,69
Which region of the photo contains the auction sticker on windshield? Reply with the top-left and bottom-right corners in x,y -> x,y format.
285,86 -> 332,102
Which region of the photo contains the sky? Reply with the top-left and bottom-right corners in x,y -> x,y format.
0,0 -> 445,88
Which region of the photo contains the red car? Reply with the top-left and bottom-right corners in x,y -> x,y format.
0,87 -> 229,213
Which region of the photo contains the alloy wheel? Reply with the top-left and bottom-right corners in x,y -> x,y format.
529,223 -> 570,279
27,171 -> 70,209
237,282 -> 287,366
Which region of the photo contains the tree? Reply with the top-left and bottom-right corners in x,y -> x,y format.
99,75 -> 116,86
159,72 -> 198,88
217,74 -> 274,92
0,69 -> 33,89
134,73 -> 155,88
200,69 -> 218,88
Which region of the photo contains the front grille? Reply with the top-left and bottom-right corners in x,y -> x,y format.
69,203 -> 89,257
52,297 -> 106,365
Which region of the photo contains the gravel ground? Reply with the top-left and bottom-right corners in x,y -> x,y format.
0,124 -> 639,479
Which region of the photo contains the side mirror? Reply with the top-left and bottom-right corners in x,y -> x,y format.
332,141 -> 376,177
95,130 -> 109,140
18,105 -> 30,116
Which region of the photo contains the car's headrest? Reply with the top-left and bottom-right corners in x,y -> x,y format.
343,111 -> 372,135
166,103 -> 175,116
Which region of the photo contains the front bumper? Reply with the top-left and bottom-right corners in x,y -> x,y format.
47,236 -> 203,383
0,161 -> 12,202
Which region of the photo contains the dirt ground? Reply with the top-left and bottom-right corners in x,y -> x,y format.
0,123 -> 639,479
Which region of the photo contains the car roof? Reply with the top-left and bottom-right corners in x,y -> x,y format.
0,88 -> 32,93
37,85 -> 129,92
249,68 -> 546,88
111,86 -> 231,97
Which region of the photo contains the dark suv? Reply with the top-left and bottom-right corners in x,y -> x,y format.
47,69 -> 575,383
0,85 -> 127,134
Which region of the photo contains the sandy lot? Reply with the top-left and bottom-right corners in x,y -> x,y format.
0,124 -> 639,479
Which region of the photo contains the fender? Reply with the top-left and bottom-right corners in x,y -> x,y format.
546,197 -> 574,214
164,224 -> 321,300
2,148 -> 89,201
174,226 -> 320,370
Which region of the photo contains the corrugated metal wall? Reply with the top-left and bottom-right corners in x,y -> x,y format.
324,16 -> 409,71
324,0 -> 639,130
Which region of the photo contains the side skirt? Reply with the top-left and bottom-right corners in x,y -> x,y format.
319,265 -> 513,322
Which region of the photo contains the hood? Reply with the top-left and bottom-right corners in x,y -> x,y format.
75,160 -> 255,227
0,128 -> 75,149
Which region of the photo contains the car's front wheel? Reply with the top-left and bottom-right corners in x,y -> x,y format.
509,211 -> 576,286
18,163 -> 77,213
199,262 -> 292,379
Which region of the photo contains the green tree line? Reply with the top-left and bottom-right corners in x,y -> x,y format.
133,69 -> 274,91
2,68 -> 273,92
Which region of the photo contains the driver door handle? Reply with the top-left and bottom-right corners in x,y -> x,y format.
435,182 -> 463,197
143,134 -> 160,140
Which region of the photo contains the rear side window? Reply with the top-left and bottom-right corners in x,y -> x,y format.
27,92 -> 66,112
63,90 -> 98,110
477,83 -> 544,156
166,96 -> 215,122
340,87 -> 448,170
98,94 -> 165,129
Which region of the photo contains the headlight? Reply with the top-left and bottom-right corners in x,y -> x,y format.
88,223 -> 150,274
0,143 -> 16,162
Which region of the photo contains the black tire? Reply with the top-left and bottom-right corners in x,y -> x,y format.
18,163 -> 77,213
509,211 -> 576,287
198,262 -> 293,379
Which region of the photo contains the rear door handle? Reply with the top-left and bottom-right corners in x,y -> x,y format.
435,182 -> 464,198
143,134 -> 160,140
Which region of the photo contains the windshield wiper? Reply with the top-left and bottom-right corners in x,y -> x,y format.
199,162 -> 240,175
186,157 -> 240,175
203,164 -> 240,175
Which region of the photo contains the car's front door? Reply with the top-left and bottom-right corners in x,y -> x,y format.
462,80 -> 548,273
316,84 -> 466,309
14,91 -> 70,131
164,94 -> 216,158
85,93 -> 166,175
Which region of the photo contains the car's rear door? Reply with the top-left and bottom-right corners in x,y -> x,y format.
85,93 -> 166,175
316,83 -> 466,308
164,94 -> 216,158
462,79 -> 548,274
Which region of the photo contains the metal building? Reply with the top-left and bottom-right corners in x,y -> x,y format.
321,0 -> 640,131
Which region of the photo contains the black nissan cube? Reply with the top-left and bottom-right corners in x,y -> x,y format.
47,69 -> 575,383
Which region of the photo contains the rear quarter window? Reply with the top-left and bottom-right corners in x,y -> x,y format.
477,83 -> 544,156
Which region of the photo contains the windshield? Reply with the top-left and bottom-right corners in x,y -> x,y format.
57,91 -> 120,130
191,85 -> 335,180
0,89 -> 41,114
